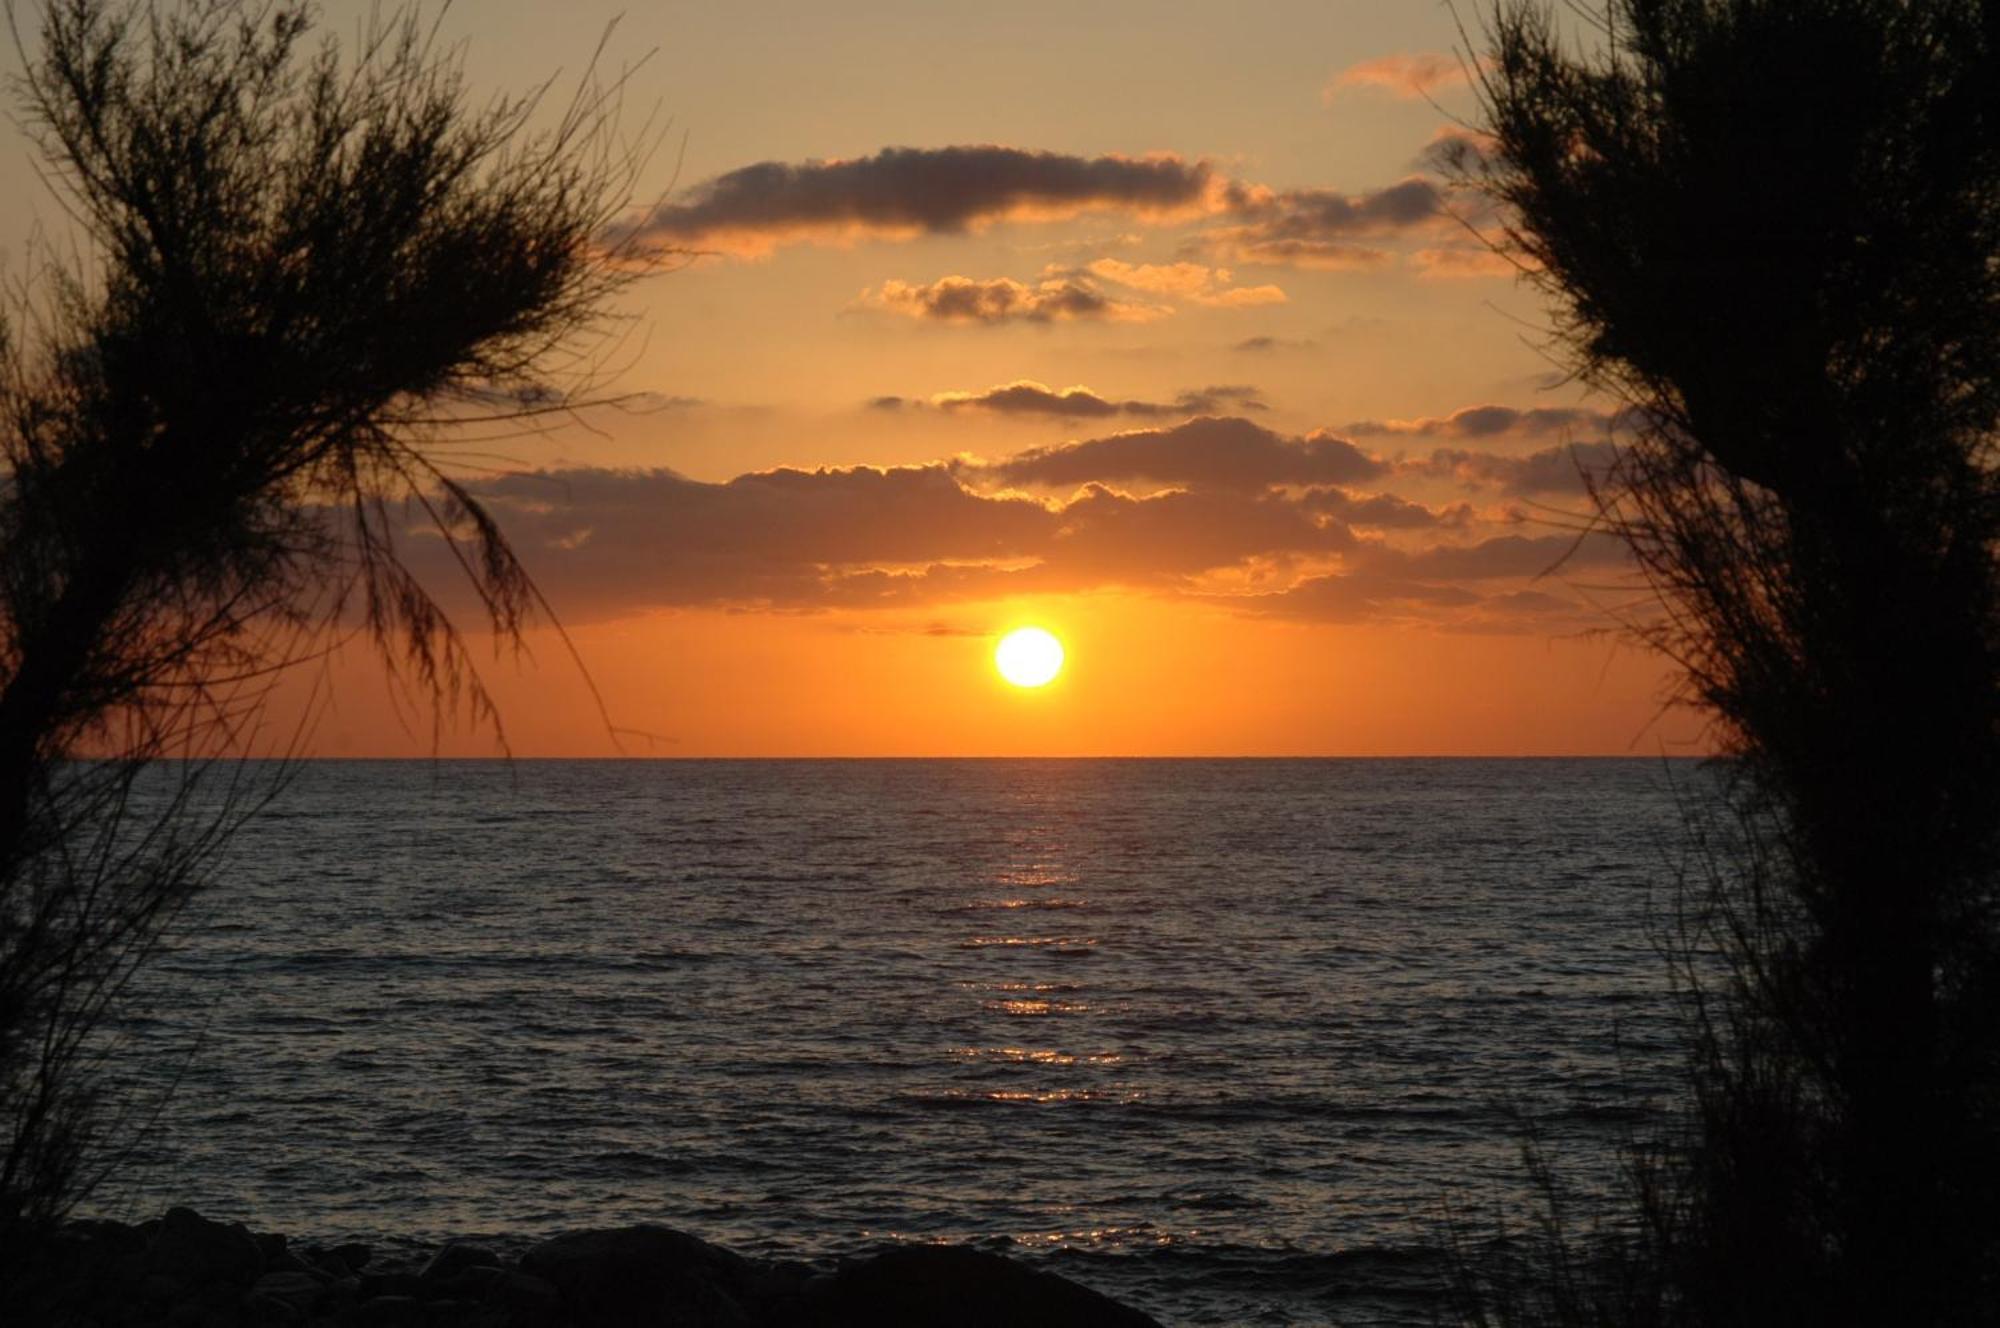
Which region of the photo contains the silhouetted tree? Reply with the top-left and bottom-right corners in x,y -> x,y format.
1449,1 -> 2000,1323
0,0 -> 652,1229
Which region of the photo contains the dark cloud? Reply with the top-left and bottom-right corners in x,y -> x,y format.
1410,440 -> 1623,496
620,146 -> 1222,257
865,275 -> 1168,324
1356,531 -> 1632,580
428,463 -> 1359,618
1221,532 -> 1629,625
1346,403 -> 1615,439
1202,178 -> 1444,269
1232,335 -> 1317,354
1049,483 -> 1351,579
929,380 -> 1265,419
1297,487 -> 1475,530
980,416 -> 1388,492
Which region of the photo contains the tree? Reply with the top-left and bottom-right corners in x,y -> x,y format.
0,0 -> 651,1229
1451,1 -> 2000,1322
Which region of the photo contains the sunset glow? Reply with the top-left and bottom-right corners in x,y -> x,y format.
19,0 -> 1709,758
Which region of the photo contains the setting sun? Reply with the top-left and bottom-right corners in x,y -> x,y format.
994,627 -> 1065,688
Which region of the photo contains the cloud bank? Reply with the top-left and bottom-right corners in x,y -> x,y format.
976,416 -> 1388,492
924,380 -> 1266,419
622,146 -> 1223,257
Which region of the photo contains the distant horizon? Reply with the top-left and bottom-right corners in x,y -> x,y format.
194,750 -> 1714,762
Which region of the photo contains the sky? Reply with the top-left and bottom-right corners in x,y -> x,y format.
0,1 -> 1696,756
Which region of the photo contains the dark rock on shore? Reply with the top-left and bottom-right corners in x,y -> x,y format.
9,1209 -> 1166,1327
792,1244 -> 1162,1328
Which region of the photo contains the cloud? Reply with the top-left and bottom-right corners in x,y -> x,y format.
1411,441 -> 1623,496
1049,484 -> 1353,579
611,140 -> 1454,279
1232,335 -> 1317,354
1223,532 -> 1629,625
1411,246 -> 1516,279
397,455 -> 1629,632
619,146 -> 1224,257
1200,177 -> 1444,269
1357,531 -> 1631,580
1415,124 -> 1501,174
927,380 -> 1267,419
1297,487 -> 1475,530
1346,404 -> 1616,439
863,275 -> 1170,324
979,416 -> 1388,492
430,462 -> 1371,618
1326,52 -> 1478,102
1188,284 -> 1291,308
1083,258 -> 1289,306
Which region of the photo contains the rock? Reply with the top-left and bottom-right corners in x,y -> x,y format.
338,1294 -> 426,1328
520,1225 -> 759,1327
148,1207 -> 266,1285
421,1241 -> 503,1281
787,1245 -> 1165,1328
358,1271 -> 427,1300
241,1290 -> 306,1326
484,1269 -> 562,1328
250,1269 -> 324,1314
327,1242 -> 374,1273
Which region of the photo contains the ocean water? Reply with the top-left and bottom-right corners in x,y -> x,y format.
98,759 -> 1704,1326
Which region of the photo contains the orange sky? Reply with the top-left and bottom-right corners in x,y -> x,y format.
2,2 -> 1698,756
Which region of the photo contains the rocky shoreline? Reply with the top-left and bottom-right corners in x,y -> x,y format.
17,1207 -> 1166,1327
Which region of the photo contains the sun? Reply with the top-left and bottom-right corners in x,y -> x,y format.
995,626 -> 1065,688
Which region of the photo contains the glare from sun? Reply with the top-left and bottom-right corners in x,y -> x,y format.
995,627 -> 1065,688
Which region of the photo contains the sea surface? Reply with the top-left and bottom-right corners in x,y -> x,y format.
96,759 -> 1709,1326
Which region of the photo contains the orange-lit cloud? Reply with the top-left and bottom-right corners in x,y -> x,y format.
925,380 -> 1267,419
975,416 -> 1388,492
619,146 -> 1226,257
863,275 -> 1172,324
1411,246 -> 1516,279
1082,258 -> 1288,306
1327,52 -> 1477,102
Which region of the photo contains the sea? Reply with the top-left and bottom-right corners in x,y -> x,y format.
93,758 -> 1710,1326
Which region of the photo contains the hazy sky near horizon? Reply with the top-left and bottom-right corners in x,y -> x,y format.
0,1 -> 1691,756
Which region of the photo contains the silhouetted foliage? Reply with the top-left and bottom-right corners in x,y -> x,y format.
0,0 -> 652,1231
1447,1 -> 2000,1323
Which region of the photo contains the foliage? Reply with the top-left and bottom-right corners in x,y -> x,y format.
1448,1 -> 2000,1322
0,0 -> 652,1228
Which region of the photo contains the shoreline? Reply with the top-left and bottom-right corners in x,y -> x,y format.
21,1206 -> 1167,1327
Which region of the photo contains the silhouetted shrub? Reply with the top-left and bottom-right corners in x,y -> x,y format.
1449,2 -> 2000,1322
0,0 -> 654,1232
